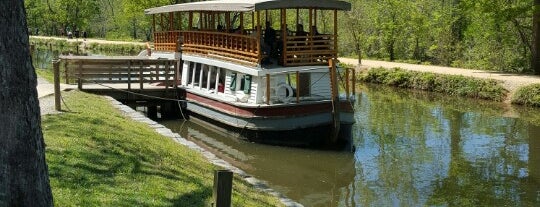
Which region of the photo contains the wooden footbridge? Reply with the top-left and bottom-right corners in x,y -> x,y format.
53,55 -> 186,118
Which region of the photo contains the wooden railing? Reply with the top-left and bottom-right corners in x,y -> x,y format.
154,31 -> 181,51
283,35 -> 336,66
153,31 -> 336,67
154,31 -> 260,65
182,31 -> 260,65
60,56 -> 178,90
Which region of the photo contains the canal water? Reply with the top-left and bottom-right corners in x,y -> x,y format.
161,84 -> 540,206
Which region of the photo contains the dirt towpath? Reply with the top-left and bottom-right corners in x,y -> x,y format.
339,58 -> 540,94
31,35 -> 146,46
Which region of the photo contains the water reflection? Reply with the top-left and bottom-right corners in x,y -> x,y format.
161,84 -> 540,206
162,121 -> 356,206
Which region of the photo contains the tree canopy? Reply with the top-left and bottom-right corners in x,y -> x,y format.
25,0 -> 539,73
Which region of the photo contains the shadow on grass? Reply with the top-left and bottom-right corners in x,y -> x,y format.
45,113 -> 213,206
167,187 -> 212,207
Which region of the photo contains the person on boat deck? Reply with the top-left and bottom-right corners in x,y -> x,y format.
295,24 -> 308,49
253,26 -> 272,64
264,21 -> 277,58
217,24 -> 225,32
296,24 -> 308,37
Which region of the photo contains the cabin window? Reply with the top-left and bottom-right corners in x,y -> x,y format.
242,75 -> 252,94
229,72 -> 237,90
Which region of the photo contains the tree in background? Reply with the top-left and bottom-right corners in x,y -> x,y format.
0,0 -> 53,206
533,0 -> 540,74
342,0 -> 534,73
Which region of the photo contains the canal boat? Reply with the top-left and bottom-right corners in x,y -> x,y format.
144,0 -> 355,149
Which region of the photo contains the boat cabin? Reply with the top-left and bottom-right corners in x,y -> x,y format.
144,0 -> 354,108
145,0 -> 351,67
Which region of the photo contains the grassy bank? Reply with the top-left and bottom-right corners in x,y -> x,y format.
30,36 -> 146,55
512,84 -> 540,107
42,91 -> 282,206
357,67 -> 508,101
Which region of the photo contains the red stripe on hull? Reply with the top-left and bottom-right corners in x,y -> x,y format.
186,92 -> 354,118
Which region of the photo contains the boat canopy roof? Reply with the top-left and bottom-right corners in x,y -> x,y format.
145,0 -> 351,14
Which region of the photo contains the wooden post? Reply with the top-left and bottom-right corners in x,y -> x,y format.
213,170 -> 233,207
161,13 -> 165,31
296,9 -> 299,26
139,61 -> 144,90
127,60 -> 132,91
266,74 -> 270,105
240,13 -> 244,34
77,61 -> 82,90
309,9 -> 313,63
333,10 -> 338,58
53,60 -> 61,111
281,9 -> 287,66
256,11 -> 261,64
165,60 -> 170,90
169,12 -> 174,31
345,68 -> 350,100
152,14 -> 156,33
296,71 -> 300,103
328,59 -> 340,143
226,12 -> 231,32
64,61 -> 69,84
189,12 -> 193,29
352,69 -> 356,96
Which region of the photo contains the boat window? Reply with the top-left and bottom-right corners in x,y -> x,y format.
243,75 -> 252,94
229,72 -> 237,90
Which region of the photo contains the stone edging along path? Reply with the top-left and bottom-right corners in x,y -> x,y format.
103,96 -> 303,207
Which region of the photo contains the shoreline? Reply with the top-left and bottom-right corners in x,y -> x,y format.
37,78 -> 302,206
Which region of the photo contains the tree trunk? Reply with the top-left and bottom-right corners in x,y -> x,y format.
533,0 -> 540,74
0,0 -> 53,206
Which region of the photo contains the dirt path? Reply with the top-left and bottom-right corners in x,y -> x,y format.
30,35 -> 146,46
339,58 -> 540,93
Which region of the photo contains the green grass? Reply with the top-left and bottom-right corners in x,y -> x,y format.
357,67 -> 508,101
35,68 -> 54,83
42,91 -> 283,206
511,84 -> 540,107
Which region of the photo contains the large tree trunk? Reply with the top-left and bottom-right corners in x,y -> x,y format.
533,0 -> 540,75
0,0 -> 53,206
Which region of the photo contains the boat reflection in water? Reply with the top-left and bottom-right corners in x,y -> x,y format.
161,118 -> 356,206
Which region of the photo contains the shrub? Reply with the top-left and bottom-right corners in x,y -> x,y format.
511,84 -> 540,107
357,67 -> 507,101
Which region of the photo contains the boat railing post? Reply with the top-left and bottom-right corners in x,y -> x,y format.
266,73 -> 270,105
296,71 -> 300,103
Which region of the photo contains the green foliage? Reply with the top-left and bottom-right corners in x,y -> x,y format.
42,91 -> 282,206
342,0 -> 534,73
358,67 -> 508,101
511,84 -> 540,107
